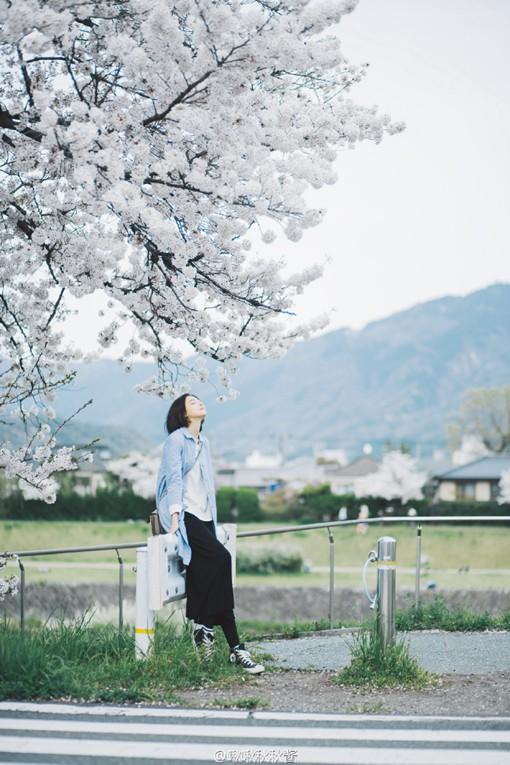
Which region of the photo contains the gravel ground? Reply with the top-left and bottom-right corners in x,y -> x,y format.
174,631 -> 510,716
247,630 -> 510,674
175,669 -> 510,716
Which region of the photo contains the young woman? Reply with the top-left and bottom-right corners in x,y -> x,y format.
156,393 -> 265,675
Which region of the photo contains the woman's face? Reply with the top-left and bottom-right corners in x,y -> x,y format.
185,395 -> 207,422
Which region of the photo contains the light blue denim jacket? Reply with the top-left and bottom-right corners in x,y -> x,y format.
155,426 -> 218,566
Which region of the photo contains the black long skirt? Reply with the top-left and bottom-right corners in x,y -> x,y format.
183,511 -> 235,625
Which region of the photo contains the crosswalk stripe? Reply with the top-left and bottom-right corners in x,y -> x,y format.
0,717 -> 509,744
0,737 -> 508,764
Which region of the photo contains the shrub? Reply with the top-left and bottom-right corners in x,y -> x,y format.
236,543 -> 304,574
261,484 -> 510,524
0,486 -> 153,522
216,486 -> 262,523
0,484 -> 262,523
417,500 -> 510,521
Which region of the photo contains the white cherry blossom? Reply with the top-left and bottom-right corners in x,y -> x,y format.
355,451 -> 426,503
106,449 -> 162,500
0,0 -> 403,500
498,468 -> 510,505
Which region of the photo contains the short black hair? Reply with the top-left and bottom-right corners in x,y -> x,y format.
165,393 -> 205,435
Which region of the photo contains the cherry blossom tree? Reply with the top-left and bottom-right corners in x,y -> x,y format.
448,386 -> 510,456
354,451 -> 426,503
0,554 -> 19,602
0,0 -> 404,502
106,449 -> 161,499
451,435 -> 490,466
498,468 -> 510,505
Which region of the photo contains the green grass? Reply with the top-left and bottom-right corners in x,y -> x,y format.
0,520 -> 147,562
238,521 -> 510,569
3,519 -> 510,566
6,566 -> 510,590
240,617 -> 358,639
335,624 -> 434,689
395,596 -> 510,632
2,520 -> 510,588
238,597 -> 510,639
0,613 -> 267,703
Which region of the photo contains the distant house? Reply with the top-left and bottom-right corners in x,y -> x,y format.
57,449 -> 112,497
327,456 -> 380,496
244,449 -> 283,469
215,453 -> 341,497
215,465 -> 285,498
278,456 -> 333,492
433,455 -> 510,502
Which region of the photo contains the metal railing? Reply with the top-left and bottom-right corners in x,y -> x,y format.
2,542 -> 143,631
3,515 -> 509,631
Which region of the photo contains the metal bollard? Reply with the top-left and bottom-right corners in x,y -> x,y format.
363,536 -> 397,648
134,546 -> 155,659
375,536 -> 397,647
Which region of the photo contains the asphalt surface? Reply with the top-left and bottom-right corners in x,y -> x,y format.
248,630 -> 510,674
1,702 -> 509,764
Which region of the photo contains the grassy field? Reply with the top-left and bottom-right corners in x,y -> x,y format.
2,520 -> 510,589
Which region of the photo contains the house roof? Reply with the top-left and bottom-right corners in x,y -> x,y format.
330,456 -> 380,478
434,455 -> 510,481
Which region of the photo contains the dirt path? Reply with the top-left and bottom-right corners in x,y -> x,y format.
174,668 -> 510,716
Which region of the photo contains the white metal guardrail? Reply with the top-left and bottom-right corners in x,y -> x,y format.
2,516 -> 509,643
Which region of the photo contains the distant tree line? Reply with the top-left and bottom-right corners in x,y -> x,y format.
0,484 -> 263,523
1,481 -> 508,523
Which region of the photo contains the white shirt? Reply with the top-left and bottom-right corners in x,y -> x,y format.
169,434 -> 213,522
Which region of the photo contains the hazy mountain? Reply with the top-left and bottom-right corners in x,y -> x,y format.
16,283 -> 510,461
196,283 -> 510,459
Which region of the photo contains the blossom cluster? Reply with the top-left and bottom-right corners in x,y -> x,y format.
355,451 -> 427,503
498,468 -> 510,505
0,0 -> 403,498
0,554 -> 20,603
106,449 -> 162,499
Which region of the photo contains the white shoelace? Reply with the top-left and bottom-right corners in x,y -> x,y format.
234,648 -> 256,665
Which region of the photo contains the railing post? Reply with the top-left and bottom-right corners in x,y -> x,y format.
375,536 -> 397,648
327,527 -> 334,629
17,557 -> 25,632
135,546 -> 154,659
115,548 -> 124,632
415,524 -> 422,608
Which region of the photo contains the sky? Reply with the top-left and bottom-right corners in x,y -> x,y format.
65,0 -> 510,359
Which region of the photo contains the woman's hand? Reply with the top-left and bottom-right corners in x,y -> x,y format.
170,512 -> 180,534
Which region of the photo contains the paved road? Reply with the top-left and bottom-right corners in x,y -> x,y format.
248,630 -> 510,673
0,702 -> 509,764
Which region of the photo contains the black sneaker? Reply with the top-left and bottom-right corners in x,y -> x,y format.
192,626 -> 215,658
229,643 -> 265,674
